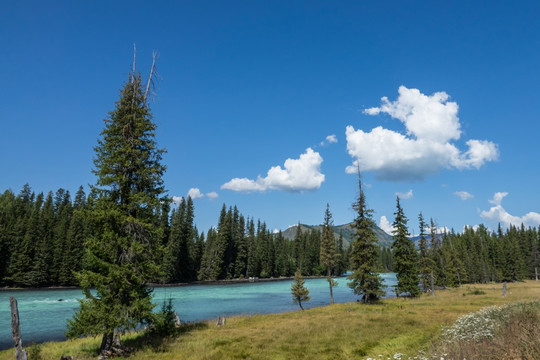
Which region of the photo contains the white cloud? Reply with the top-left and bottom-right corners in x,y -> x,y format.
326,134 -> 338,144
454,191 -> 474,201
319,134 -> 338,147
426,225 -> 450,235
346,86 -> 499,181
489,191 -> 508,206
222,148 -> 325,193
187,188 -> 204,199
480,192 -> 540,228
462,224 -> 481,233
172,196 -> 184,205
379,216 -> 395,235
206,191 -> 219,200
396,189 -> 413,200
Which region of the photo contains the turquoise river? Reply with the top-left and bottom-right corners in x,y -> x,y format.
0,273 -> 397,350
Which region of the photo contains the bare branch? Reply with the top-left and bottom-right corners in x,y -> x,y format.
144,51 -> 157,104
131,43 -> 137,83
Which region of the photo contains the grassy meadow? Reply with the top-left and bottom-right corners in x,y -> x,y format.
2,281 -> 539,360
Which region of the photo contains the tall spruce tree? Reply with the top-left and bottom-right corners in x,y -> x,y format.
391,197 -> 420,297
347,171 -> 385,303
320,204 -> 338,304
66,59 -> 166,354
417,212 -> 434,293
335,230 -> 347,276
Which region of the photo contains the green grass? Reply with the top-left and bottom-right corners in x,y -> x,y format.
2,281 -> 539,360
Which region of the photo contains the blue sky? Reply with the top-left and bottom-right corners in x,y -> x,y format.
2,1 -> 540,235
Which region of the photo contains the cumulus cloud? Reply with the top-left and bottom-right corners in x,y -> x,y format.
379,216 -> 395,235
396,189 -> 413,200
326,134 -> 338,144
177,189 -> 219,201
480,192 -> 540,228
187,188 -> 204,199
454,191 -> 474,200
462,224 -> 481,233
319,134 -> 338,147
222,148 -> 325,193
346,86 -> 499,181
206,192 -> 219,200
172,196 -> 183,205
427,225 -> 450,235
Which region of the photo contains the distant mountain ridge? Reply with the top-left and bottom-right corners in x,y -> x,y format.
281,223 -> 394,248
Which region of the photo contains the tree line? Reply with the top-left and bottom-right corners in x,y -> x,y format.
0,186 -> 350,287
1,184 -> 538,289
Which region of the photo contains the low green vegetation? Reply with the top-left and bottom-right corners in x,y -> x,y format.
2,281 -> 539,360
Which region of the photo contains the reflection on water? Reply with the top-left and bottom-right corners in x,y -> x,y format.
0,273 -> 396,349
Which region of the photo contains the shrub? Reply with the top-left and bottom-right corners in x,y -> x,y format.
150,298 -> 178,337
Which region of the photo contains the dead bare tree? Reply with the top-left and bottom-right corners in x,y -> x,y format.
10,297 -> 28,360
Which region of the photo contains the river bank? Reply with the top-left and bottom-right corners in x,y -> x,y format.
2,281 -> 539,360
0,274 -> 397,350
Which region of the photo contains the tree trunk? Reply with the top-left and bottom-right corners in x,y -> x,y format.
327,270 -> 334,305
10,297 -> 28,360
535,267 -> 538,282
100,332 -> 114,353
502,281 -> 507,297
299,301 -> 304,311
430,271 -> 435,297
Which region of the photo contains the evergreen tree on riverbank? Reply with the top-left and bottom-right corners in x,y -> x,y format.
392,197 -> 420,297
320,204 -> 338,304
347,171 -> 385,303
291,269 -> 310,310
66,62 -> 166,354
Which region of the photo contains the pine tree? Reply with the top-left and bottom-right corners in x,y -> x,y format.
305,229 -> 321,275
335,230 -> 347,276
320,204 -> 338,304
198,228 -> 222,280
246,218 -> 258,278
9,192 -> 43,286
33,191 -> 55,286
234,214 -> 248,278
0,190 -> 17,285
291,269 -> 310,310
61,186 -> 87,285
66,60 -> 167,354
293,223 -> 304,271
391,197 -> 420,297
167,198 -> 193,282
417,212 -> 434,292
347,171 -> 385,303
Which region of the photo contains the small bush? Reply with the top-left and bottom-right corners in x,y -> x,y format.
468,288 -> 486,295
150,298 -> 178,337
27,343 -> 44,360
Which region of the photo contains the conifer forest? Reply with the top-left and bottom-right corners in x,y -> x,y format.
1,183 -> 539,289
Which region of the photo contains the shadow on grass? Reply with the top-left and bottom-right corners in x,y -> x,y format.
122,322 -> 210,353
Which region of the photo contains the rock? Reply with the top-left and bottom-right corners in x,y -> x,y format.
174,311 -> 181,327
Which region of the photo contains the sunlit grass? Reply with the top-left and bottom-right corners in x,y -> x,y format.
1,281 -> 539,360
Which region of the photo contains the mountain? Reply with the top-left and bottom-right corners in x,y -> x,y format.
281,223 -> 394,248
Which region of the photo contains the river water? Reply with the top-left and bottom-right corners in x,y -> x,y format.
0,273 -> 397,350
